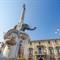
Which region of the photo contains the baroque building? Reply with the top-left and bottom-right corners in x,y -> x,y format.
0,38 -> 60,60
28,39 -> 60,60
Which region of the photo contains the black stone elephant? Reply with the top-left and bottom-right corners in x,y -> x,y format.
20,23 -> 36,31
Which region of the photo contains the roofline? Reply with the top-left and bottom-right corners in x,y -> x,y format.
30,38 -> 60,42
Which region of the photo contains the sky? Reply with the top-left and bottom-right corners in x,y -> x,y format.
0,0 -> 60,41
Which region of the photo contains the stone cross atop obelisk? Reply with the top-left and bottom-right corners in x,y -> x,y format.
16,4 -> 26,31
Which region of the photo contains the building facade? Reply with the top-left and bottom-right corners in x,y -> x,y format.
28,39 -> 60,60
0,39 -> 60,60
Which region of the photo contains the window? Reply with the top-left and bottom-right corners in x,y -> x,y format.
49,47 -> 54,54
29,48 -> 33,60
38,48 -> 42,54
30,42 -> 32,45
56,47 -> 60,55
38,47 -> 44,54
29,48 -> 33,54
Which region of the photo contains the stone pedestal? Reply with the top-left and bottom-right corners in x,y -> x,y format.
17,32 -> 30,60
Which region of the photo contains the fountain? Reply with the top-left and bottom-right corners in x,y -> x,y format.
2,4 -> 36,60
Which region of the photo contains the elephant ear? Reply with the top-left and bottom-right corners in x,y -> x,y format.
23,24 -> 30,28
20,23 -> 30,31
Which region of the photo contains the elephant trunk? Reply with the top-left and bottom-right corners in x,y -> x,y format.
27,27 -> 36,31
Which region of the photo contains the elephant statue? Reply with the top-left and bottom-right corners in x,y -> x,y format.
20,23 -> 36,31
